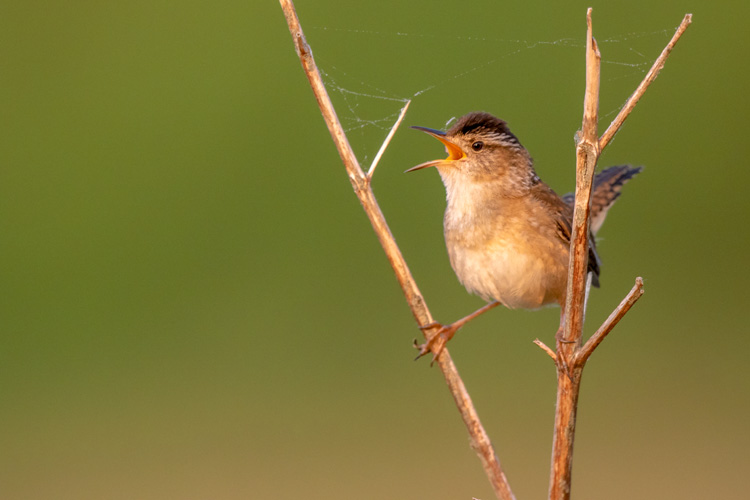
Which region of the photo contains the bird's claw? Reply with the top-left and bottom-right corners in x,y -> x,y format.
413,322 -> 457,365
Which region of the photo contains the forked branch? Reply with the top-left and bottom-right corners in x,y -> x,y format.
547,11 -> 690,500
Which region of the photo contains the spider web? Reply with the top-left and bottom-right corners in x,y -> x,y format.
309,25 -> 674,164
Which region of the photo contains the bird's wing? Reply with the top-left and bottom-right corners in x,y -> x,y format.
558,165 -> 642,286
535,182 -> 601,287
562,165 -> 643,234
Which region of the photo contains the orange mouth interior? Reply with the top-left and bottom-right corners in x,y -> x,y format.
406,128 -> 465,172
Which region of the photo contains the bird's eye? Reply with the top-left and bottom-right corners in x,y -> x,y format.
472,141 -> 484,151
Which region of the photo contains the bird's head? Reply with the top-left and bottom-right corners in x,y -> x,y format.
408,112 -> 535,192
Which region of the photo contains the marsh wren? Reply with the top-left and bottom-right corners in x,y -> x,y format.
408,112 -> 641,359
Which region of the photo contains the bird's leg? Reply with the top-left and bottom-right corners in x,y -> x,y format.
414,301 -> 500,363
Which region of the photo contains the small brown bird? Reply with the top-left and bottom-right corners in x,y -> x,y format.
408,111 -> 641,359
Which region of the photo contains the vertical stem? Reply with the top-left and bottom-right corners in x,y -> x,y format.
549,371 -> 582,500
550,9 -> 600,500
561,8 -> 601,348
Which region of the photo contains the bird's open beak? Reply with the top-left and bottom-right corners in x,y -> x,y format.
406,126 -> 466,172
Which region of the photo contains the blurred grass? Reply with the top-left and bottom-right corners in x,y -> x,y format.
1,1 -> 749,499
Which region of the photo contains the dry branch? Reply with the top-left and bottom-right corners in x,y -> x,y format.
279,1 -> 515,499
599,14 -> 693,151
368,100 -> 410,179
548,12 -> 600,500
561,9 -> 601,350
548,10 -> 690,500
534,339 -> 557,361
576,278 -> 645,367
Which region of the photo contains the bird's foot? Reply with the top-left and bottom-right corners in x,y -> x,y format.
413,322 -> 459,365
412,302 -> 501,365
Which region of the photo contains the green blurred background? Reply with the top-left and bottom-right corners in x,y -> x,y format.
2,1 -> 748,499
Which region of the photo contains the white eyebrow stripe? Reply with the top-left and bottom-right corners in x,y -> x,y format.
478,131 -> 520,147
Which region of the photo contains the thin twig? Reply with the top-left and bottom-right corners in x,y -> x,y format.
599,14 -> 692,151
278,2 -> 515,499
575,278 -> 644,367
367,100 -> 411,180
534,339 -> 557,362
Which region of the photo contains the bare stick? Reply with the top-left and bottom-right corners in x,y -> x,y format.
561,8 -> 601,349
599,14 -> 692,151
549,11 -> 600,500
278,2 -> 515,499
534,339 -> 557,362
367,100 -> 411,180
576,278 -> 644,367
